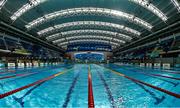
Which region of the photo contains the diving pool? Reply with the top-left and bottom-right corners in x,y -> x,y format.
0,64 -> 179,107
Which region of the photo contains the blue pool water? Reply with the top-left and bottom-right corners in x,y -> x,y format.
0,64 -> 179,107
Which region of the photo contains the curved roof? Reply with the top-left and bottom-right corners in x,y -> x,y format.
25,7 -> 153,30
0,0 -> 180,50
37,21 -> 141,36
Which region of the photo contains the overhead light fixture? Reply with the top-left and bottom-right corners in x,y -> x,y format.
25,7 -> 152,30
37,21 -> 141,36
0,0 -> 7,10
10,0 -> 44,21
37,27 -> 54,35
58,42 -> 68,46
129,0 -> 168,21
57,39 -> 120,47
46,33 -> 62,41
58,42 -> 116,49
53,35 -> 125,44
52,38 -> 66,43
46,30 -> 133,42
171,0 -> 180,12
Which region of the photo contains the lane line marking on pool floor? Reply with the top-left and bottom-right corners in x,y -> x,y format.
95,67 -> 116,108
96,65 -> 180,99
112,64 -> 179,87
113,64 -> 180,81
0,68 -> 73,99
62,72 -> 80,108
13,82 -> 45,107
0,65 -> 73,88
88,65 -> 95,108
146,67 -> 180,74
0,70 -> 16,75
113,64 -> 180,74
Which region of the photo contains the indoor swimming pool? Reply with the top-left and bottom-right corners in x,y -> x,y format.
0,64 -> 179,107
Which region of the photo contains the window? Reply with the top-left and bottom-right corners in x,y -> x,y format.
130,0 -> 168,21
26,7 -> 152,30
171,0 -> 180,12
10,0 -> 43,21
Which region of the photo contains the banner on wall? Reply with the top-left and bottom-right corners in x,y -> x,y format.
146,63 -> 152,67
26,63 -> 32,67
163,63 -> 171,69
18,63 -> 25,68
140,63 -> 145,67
13,49 -> 31,55
154,63 -> 161,68
8,63 -> 15,68
33,62 -> 39,67
0,63 -> 5,67
44,63 -> 48,66
40,63 -> 44,66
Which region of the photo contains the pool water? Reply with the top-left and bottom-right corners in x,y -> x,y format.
0,64 -> 179,107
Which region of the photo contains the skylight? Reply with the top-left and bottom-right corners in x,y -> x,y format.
10,0 -> 44,21
37,21 -> 141,36
25,7 -> 152,30
129,0 -> 168,21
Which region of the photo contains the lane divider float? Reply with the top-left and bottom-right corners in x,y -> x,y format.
113,64 -> 180,80
88,65 -> 95,108
146,73 -> 180,80
153,69 -> 180,74
114,64 -> 180,74
96,69 -> 115,108
0,70 -> 16,75
62,72 -> 80,107
97,65 -> 180,99
0,72 -> 40,80
0,68 -> 73,99
0,65 -> 73,80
